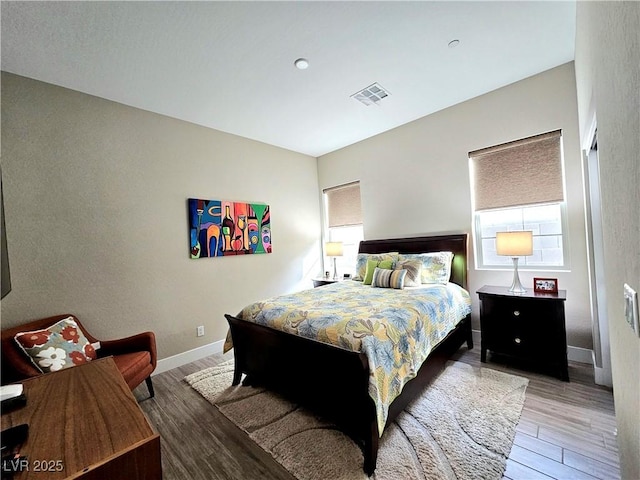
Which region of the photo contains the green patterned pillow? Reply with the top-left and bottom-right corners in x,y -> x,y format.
372,267 -> 406,289
363,259 -> 393,285
397,252 -> 454,284
353,252 -> 399,281
394,259 -> 422,287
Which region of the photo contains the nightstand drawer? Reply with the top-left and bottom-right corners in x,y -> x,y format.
485,321 -> 539,358
484,296 -> 558,321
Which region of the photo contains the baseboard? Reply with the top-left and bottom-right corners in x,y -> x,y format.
568,346 -> 593,365
472,329 -> 481,347
471,329 -> 593,365
154,339 -> 225,375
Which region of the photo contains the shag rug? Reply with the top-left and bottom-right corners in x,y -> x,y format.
185,360 -> 528,480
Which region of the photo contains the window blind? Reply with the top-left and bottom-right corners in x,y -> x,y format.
470,130 -> 564,211
324,181 -> 362,228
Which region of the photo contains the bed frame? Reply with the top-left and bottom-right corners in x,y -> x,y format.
225,233 -> 473,475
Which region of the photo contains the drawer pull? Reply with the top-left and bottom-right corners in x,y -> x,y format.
513,310 -> 520,317
514,337 -> 521,344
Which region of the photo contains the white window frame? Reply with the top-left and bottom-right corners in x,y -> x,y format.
474,202 -> 570,271
324,224 -> 363,277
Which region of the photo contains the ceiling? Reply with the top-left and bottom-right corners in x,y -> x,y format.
1,1 -> 576,157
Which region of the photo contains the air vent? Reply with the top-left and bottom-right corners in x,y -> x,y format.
351,83 -> 390,106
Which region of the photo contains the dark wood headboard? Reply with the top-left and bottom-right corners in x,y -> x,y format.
358,234 -> 468,290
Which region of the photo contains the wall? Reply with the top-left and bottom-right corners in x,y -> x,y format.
0,72 -> 322,360
318,62 -> 592,352
574,3 -> 640,478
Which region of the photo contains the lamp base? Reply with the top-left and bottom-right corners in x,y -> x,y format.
508,257 -> 527,294
332,258 -> 338,280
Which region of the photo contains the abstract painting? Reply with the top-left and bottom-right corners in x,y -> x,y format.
188,198 -> 271,258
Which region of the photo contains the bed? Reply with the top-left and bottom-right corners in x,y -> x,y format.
224,234 -> 473,475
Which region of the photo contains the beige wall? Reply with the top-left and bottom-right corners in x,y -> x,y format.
319,62 -> 592,350
0,72 -> 322,359
574,3 -> 640,479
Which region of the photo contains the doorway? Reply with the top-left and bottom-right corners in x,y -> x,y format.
582,123 -> 612,387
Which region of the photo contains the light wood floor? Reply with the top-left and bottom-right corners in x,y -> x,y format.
135,347 -> 619,480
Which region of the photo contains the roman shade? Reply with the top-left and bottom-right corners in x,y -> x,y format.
324,181 -> 362,228
470,130 -> 564,211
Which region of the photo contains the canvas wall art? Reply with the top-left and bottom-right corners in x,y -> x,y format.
188,198 -> 271,258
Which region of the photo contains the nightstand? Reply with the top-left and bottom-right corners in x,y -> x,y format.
312,278 -> 340,288
477,285 -> 569,381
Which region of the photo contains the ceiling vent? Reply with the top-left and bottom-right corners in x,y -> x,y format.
351,83 -> 390,106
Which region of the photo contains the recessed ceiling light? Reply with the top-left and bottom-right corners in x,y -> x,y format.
448,39 -> 460,48
294,58 -> 309,70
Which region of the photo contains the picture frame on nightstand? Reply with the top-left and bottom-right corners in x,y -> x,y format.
533,277 -> 558,293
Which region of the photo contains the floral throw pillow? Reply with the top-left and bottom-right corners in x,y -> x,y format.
14,317 -> 97,374
397,252 -> 454,284
394,259 -> 422,287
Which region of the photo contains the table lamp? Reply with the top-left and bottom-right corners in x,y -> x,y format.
496,231 -> 533,294
325,242 -> 343,280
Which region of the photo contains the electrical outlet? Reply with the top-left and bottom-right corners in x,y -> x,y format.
623,284 -> 639,336
196,325 -> 205,337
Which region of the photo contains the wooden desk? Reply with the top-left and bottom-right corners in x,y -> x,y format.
1,357 -> 161,479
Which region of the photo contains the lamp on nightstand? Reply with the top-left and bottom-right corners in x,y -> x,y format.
496,231 -> 533,294
325,242 -> 343,280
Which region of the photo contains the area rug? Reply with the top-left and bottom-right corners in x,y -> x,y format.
185,360 -> 528,480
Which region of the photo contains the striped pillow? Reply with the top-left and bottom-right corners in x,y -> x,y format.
372,267 -> 406,289
394,259 -> 422,287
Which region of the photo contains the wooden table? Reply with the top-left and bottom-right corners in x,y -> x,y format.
1,357 -> 161,479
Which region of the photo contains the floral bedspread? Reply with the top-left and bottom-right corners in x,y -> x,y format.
223,281 -> 471,435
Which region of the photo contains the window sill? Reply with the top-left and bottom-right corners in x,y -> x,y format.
475,266 -> 570,273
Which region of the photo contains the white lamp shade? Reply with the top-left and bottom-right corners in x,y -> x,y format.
496,231 -> 533,256
325,241 -> 344,257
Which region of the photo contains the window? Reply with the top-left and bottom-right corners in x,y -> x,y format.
470,130 -> 568,270
323,182 -> 363,276
476,203 -> 566,267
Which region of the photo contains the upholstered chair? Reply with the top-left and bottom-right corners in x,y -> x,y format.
1,313 -> 156,398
